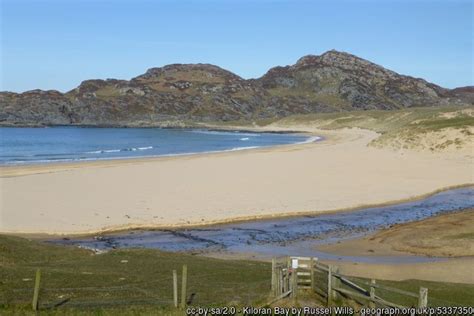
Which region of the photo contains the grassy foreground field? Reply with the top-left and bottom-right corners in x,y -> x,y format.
1,235 -> 474,315
0,235 -> 270,315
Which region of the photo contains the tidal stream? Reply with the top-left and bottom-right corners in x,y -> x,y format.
49,187 -> 473,264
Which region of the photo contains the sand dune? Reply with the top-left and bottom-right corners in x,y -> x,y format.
0,127 -> 472,234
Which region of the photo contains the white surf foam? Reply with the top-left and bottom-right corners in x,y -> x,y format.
190,130 -> 261,137
298,136 -> 322,144
86,146 -> 153,154
228,146 -> 259,151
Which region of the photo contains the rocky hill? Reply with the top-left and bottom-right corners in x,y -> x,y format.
0,50 -> 471,127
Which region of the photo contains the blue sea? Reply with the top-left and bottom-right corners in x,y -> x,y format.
0,127 -> 317,165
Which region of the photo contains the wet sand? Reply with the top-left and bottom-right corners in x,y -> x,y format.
1,127 -> 473,234
317,209 -> 474,283
318,209 -> 474,258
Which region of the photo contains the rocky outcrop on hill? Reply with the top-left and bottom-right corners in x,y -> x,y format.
445,86 -> 474,104
258,51 -> 451,112
0,50 -> 470,127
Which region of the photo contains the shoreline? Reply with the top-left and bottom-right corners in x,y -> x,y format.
2,125 -> 472,236
0,126 -> 317,170
0,141 -> 321,178
7,183 -> 473,238
0,137 -> 320,170
0,128 -> 320,178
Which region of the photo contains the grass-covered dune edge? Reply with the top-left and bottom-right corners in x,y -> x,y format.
206,105 -> 474,153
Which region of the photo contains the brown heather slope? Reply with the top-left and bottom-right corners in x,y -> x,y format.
0,50 -> 472,127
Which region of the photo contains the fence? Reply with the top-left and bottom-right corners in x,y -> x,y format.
6,256 -> 433,312
11,264 -> 268,312
270,256 -> 429,309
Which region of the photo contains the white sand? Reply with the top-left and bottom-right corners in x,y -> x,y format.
0,127 -> 472,234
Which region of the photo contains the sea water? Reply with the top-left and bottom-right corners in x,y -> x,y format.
0,127 -> 315,165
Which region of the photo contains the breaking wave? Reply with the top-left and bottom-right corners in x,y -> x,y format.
298,136 -> 322,144
190,130 -> 261,137
87,146 -> 154,154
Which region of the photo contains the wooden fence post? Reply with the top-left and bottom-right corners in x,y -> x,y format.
418,287 -> 428,308
278,269 -> 288,294
173,270 -> 178,308
275,268 -> 280,295
332,266 -> 341,302
287,267 -> 290,293
291,268 -> 298,298
278,269 -> 290,294
181,265 -> 188,309
286,256 -> 291,295
310,257 -> 315,292
327,265 -> 333,306
32,269 -> 41,311
369,279 -> 376,308
271,258 -> 276,296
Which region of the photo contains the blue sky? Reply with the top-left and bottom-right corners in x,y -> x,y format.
1,0 -> 472,92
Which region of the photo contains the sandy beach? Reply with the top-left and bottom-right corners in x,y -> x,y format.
1,126 -> 473,234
